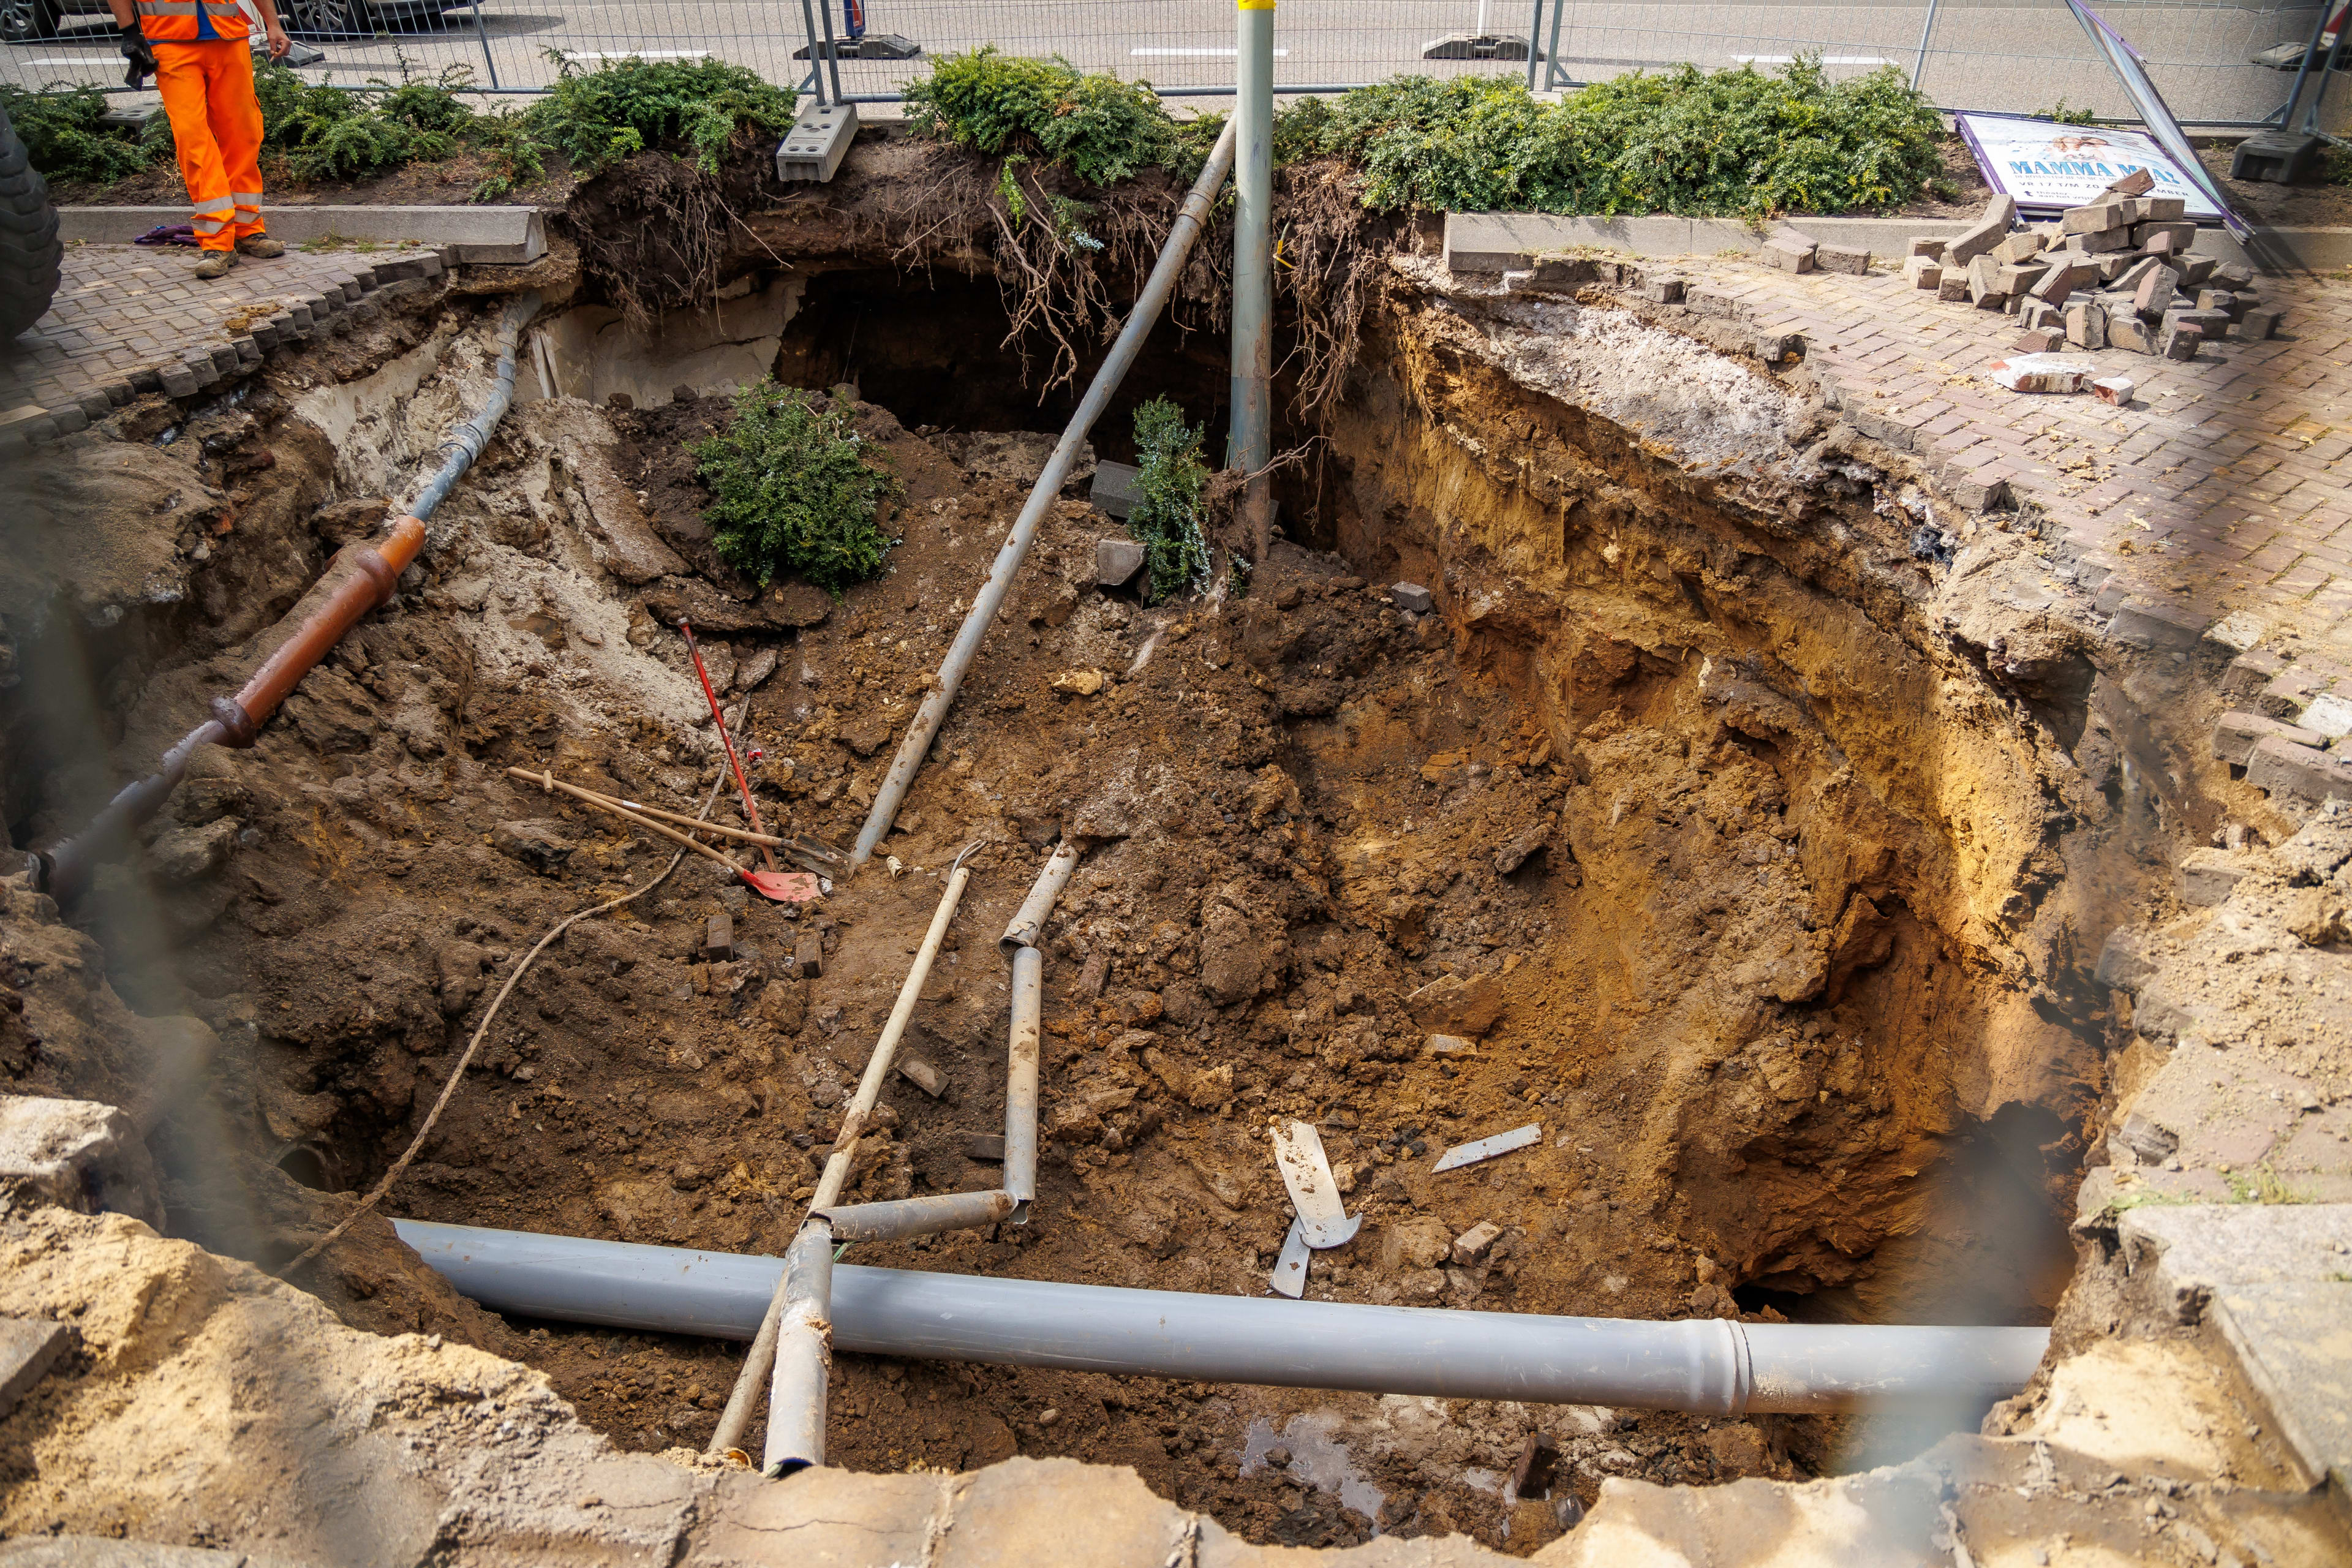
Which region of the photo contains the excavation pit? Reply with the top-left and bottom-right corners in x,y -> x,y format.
2,218 -> 2122,1557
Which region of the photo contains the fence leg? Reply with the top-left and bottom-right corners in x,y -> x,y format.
467,0 -> 497,89
797,0 -> 829,105
1525,0 -> 1541,89
1231,0 -> 1275,565
1909,0 -> 1943,91
1544,0 -> 1569,91
816,0 -> 845,108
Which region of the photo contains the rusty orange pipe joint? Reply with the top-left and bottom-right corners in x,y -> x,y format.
34,518 -> 426,904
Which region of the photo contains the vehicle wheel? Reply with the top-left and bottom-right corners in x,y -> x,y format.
283,0 -> 367,39
0,0 -> 64,44
0,101 -> 63,343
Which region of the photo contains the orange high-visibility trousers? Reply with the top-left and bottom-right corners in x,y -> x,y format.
153,40 -> 265,253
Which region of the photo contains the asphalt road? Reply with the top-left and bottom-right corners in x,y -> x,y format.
4,0 -> 2323,131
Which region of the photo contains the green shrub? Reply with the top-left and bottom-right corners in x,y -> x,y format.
906,47 -> 1183,187
1287,56 -> 1948,216
1126,397 -> 1210,603
524,53 -> 797,178
1,83 -> 162,184
692,383 -> 900,593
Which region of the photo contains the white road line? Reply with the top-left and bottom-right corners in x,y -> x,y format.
558,48 -> 713,59
1732,54 -> 1891,64
1129,47 -> 1290,57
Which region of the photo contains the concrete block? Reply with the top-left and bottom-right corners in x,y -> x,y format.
1990,232 -> 2046,263
2204,611 -> 2268,655
1761,236 -> 1814,273
1389,582 -> 1436,614
2159,322 -> 2204,361
2210,260 -> 2255,290
2260,663 -> 2329,719
1937,271 -> 1971,303
2105,167 -> 2157,197
57,204 -> 545,263
2214,710 -> 2324,766
1452,1220 -> 1504,1267
2133,263 -> 2182,316
2177,848 -> 2256,907
2178,255 -> 2217,288
2135,219 -> 2200,251
2014,327 -> 2064,353
0,1318 -> 70,1422
2065,301 -> 2108,350
2103,598 -> 2208,650
1943,194 -> 2018,266
1636,273 -> 1685,303
2090,375 -> 2134,405
2030,257 -> 2100,303
159,364 -> 201,399
791,931 -> 823,980
2246,734 -> 2352,804
0,1095 -> 164,1227
1941,468 -> 2010,511
1901,255 -> 1942,290
2299,692 -> 2352,738
1993,262 -> 2049,295
2139,194 -> 2185,221
777,100 -> 859,183
1988,352 -> 2090,393
2234,308 -> 2280,341
2059,200 -> 2127,235
1967,254 -> 2007,307
1907,236 -> 1947,258
1089,460 -> 1141,520
2111,315 -> 2158,354
2070,226 -> 2133,254
1095,537 -> 1146,588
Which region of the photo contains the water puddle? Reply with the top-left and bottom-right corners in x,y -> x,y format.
1237,1411 -> 1385,1527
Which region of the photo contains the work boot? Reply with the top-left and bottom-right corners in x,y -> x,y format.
236,234 -> 285,258
191,250 -> 239,279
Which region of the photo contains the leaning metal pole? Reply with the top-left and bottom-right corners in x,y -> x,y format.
846,119 -> 1240,872
1231,0 -> 1276,564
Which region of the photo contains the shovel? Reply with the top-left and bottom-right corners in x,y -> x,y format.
511,767 -> 820,905
679,619 -> 801,900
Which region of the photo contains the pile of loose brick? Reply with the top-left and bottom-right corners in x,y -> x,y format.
1899,167 -> 2275,368
2215,644 -> 2352,807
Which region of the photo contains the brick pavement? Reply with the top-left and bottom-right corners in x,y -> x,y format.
1683,261 -> 2352,658
0,239 -> 449,450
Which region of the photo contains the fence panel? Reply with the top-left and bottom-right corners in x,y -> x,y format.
1,0 -> 2324,130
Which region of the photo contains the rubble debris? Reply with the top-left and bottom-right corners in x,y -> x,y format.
2158,321 -> 2204,361
898,1058 -> 949,1098
1431,1123 -> 1542,1172
1423,1034 -> 1480,1058
0,1317 -> 70,1422
703,912 -> 734,963
793,930 -> 824,979
1760,229 -> 1815,272
1986,353 -> 2094,394
1452,1220 -> 1503,1267
1510,1431 -> 1561,1499
1388,582 -> 1435,614
963,1133 -> 1007,1163
1268,1120 -> 1362,1249
1906,236 -> 1946,259
2091,375 -> 2135,406
1942,194 -> 2017,266
2176,848 -> 2255,908
1902,256 -> 1942,290
1493,820 -> 1550,874
1269,1218 -> 1312,1299
1050,668 -> 1108,696
492,820 -> 575,873
1814,241 -> 1869,275
1089,459 -> 1141,519
1096,537 -> 1146,588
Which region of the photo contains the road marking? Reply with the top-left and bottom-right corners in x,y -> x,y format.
1733,55 -> 1890,64
559,48 -> 712,59
1130,47 -> 1290,56
29,56 -> 118,65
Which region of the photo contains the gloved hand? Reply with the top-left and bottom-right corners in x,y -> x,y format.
121,20 -> 157,88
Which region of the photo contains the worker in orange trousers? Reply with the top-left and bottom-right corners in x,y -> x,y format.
113,0 -> 290,279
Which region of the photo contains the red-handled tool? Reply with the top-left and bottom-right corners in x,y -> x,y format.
680,620 -> 810,903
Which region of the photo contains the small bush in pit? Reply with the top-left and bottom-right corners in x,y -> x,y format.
1,82 -> 163,184
1126,397 -> 1211,603
693,383 -> 900,593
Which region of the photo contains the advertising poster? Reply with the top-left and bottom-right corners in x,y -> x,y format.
1954,113 -> 2224,223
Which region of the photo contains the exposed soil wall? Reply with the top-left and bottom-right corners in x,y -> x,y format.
0,172 -> 2201,1555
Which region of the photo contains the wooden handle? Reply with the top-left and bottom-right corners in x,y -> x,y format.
507,767 -> 745,876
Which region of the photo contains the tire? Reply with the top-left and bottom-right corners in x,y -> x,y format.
0,102 -> 62,345
283,0 -> 368,39
0,0 -> 64,43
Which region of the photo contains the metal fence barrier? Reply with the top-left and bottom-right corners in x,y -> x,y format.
2,0 -> 2333,131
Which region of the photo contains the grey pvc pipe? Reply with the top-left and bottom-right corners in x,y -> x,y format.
394,1222 -> 2050,1416
408,292 -> 541,524
764,1218 -> 834,1476
1000,840 -> 1082,952
1229,0 -> 1275,549
1003,945 -> 1042,1210
817,1189 -> 1016,1242
848,118 -> 1241,871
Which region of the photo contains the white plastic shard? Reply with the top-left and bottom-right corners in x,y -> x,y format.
1431,1123 -> 1543,1173
1268,1120 -> 1362,1250
1269,1218 -> 1311,1298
